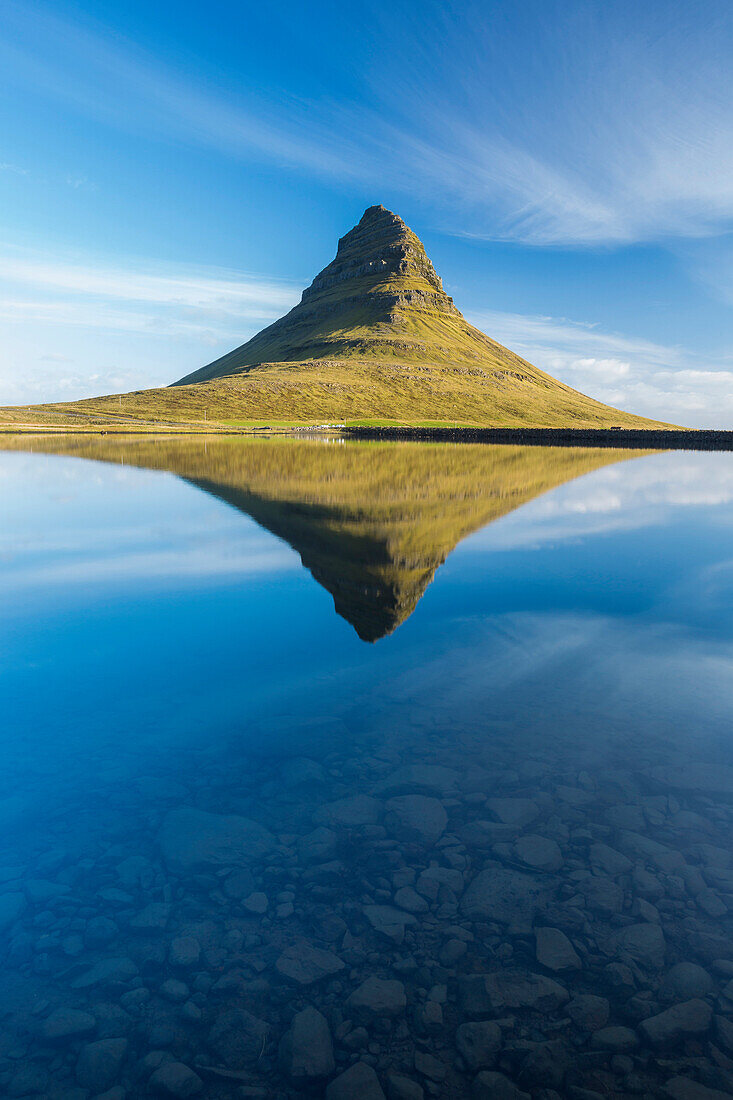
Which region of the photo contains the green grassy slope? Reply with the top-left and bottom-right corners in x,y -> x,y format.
0,358 -> 671,430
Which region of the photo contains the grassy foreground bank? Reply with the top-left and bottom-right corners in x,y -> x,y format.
0,359 -> 677,434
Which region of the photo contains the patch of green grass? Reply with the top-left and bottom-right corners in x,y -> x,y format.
341,418 -> 479,427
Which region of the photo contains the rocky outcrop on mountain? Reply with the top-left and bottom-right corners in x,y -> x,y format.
302,206 -> 456,311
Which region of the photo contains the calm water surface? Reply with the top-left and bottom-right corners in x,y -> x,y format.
0,435 -> 732,1099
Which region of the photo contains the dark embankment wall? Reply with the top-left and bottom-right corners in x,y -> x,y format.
343,427 -> 733,451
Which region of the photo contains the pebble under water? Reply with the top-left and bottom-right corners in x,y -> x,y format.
1,435 -> 733,1100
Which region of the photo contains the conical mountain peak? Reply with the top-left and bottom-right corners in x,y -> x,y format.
175,205 -> 464,385
166,209 -> 665,431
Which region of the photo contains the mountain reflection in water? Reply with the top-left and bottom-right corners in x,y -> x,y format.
1,435 -> 648,640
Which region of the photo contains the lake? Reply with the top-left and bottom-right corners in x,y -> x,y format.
1,434 -> 732,1099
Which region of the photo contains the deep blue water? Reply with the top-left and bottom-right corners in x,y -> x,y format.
0,438 -> 732,1098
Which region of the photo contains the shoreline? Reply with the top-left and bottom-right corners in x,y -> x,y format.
3,422 -> 733,450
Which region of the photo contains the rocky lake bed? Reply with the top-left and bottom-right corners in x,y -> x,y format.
1,714 -> 731,1100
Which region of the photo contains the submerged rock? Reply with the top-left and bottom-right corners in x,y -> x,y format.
385,1072 -> 425,1099
661,1077 -> 733,1099
639,999 -> 713,1046
461,864 -> 553,930
591,1026 -> 639,1052
535,926 -> 581,971
613,922 -> 666,969
566,994 -> 610,1032
7,1064 -> 49,1096
346,976 -> 407,1022
279,1006 -> 335,1079
42,1007 -> 96,1040
76,1038 -> 128,1092
158,807 -> 276,873
459,971 -> 568,1015
71,956 -> 138,989
0,892 -> 25,931
485,798 -> 539,826
589,842 -> 632,875
207,1008 -> 269,1068
385,794 -> 447,846
363,904 -> 417,943
394,884 -> 429,912
149,1061 -> 203,1097
417,864 -> 464,898
375,764 -> 460,796
326,1060 -> 386,1099
472,1070 -> 530,1099
297,826 -> 338,863
660,962 -> 715,1001
314,794 -> 382,828
275,941 -> 345,984
649,762 -> 733,796
456,1021 -> 502,1070
514,834 -> 562,871
129,901 -> 170,931
168,935 -> 201,969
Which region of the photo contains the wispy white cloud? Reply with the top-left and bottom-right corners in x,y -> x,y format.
0,161 -> 29,175
3,2 -> 733,247
470,310 -> 678,367
1,253 -> 299,313
64,174 -> 96,191
468,308 -> 733,427
570,358 -> 630,380
371,3 -> 733,245
686,234 -> 733,309
0,452 -> 301,586
0,3 -> 361,184
0,248 -> 301,403
0,298 -> 244,336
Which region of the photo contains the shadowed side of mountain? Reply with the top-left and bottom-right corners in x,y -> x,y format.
0,435 -> 652,640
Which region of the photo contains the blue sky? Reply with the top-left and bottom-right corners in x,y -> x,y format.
1,0 -> 733,424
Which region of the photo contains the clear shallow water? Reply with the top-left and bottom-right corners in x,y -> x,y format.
0,435 -> 732,1099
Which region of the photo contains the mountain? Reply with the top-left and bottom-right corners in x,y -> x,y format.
0,206 -> 673,429
175,204 -> 489,384
0,434 -> 649,639
165,204 -> 661,428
